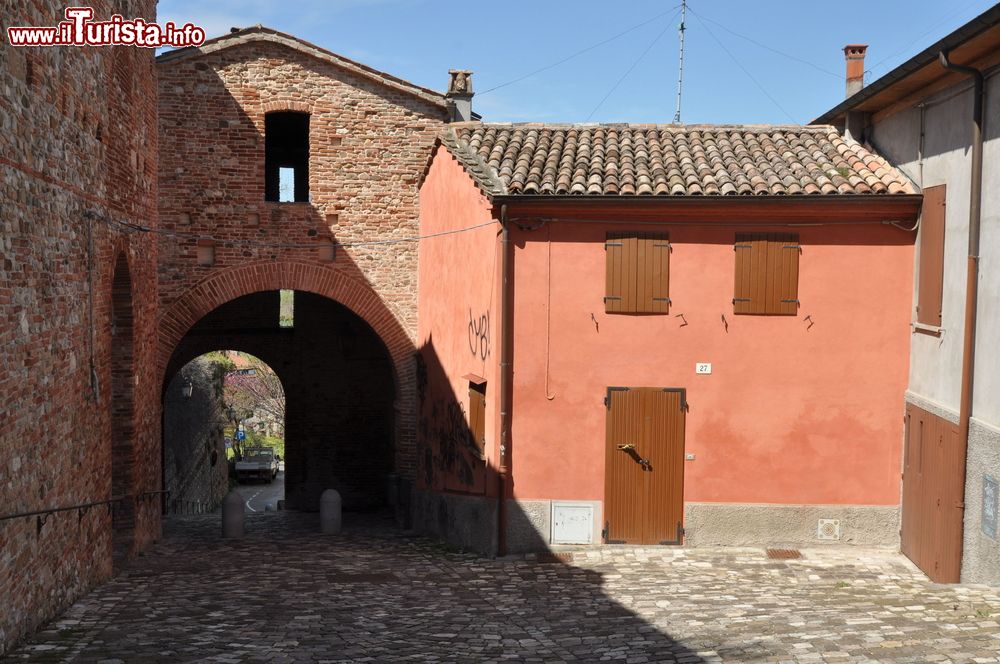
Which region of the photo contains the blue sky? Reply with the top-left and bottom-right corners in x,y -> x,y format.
159,0 -> 997,125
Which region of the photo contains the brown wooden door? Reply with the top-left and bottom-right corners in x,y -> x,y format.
604,387 -> 686,544
901,404 -> 964,583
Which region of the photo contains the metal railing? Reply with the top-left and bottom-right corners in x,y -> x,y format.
170,498 -> 214,515
0,490 -> 170,535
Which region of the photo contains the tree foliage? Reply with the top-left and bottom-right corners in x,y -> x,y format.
222,352 -> 285,459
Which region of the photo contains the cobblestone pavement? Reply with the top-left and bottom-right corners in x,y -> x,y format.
5,512 -> 1000,663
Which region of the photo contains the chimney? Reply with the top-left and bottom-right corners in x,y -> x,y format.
844,44 -> 868,98
446,70 -> 474,122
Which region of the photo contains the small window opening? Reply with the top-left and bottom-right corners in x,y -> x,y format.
279,289 -> 294,328
265,112 -> 309,202
278,167 -> 295,203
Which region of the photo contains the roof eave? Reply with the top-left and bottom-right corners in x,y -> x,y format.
812,4 -> 1000,124
497,194 -> 923,224
493,193 -> 922,203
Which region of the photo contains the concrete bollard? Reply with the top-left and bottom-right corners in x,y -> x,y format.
320,489 -> 342,535
222,491 -> 245,539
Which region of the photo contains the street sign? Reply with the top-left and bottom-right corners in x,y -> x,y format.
235,430 -> 246,442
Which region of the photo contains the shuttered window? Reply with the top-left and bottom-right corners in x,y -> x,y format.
468,381 -> 486,456
733,233 -> 800,315
916,185 -> 946,326
604,232 -> 670,314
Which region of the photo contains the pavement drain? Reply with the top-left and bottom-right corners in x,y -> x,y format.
531,552 -> 574,564
766,548 -> 802,559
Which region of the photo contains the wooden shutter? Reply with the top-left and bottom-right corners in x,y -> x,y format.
468,382 -> 486,456
916,185 -> 946,326
605,232 -> 670,314
733,232 -> 800,315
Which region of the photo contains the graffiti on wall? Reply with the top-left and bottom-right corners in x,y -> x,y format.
416,350 -> 481,490
468,309 -> 489,360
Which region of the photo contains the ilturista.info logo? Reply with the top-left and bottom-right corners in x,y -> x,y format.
6,7 -> 206,48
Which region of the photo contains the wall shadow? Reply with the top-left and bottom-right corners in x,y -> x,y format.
411,336 -> 706,661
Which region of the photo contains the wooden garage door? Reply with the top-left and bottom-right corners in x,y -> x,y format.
604,387 -> 686,544
901,404 -> 964,583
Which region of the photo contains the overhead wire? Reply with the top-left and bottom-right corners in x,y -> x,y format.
477,4 -> 682,95
98,214 -> 498,250
688,9 -> 840,79
690,10 -> 799,124
866,0 -> 992,77
585,8 -> 681,121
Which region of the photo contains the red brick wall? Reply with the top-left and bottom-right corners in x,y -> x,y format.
0,1 -> 159,654
156,36 -> 449,479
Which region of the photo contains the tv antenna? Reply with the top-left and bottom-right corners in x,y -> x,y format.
673,0 -> 687,123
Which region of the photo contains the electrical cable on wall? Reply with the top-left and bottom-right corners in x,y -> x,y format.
93,214 -> 499,250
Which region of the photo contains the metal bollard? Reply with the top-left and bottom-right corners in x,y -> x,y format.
221,491 -> 245,539
320,489 -> 342,535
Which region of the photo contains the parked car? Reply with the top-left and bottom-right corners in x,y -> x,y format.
235,447 -> 278,483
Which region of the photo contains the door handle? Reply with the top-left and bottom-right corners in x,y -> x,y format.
617,443 -> 636,451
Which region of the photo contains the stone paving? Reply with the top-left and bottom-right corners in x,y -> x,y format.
4,512 -> 1000,663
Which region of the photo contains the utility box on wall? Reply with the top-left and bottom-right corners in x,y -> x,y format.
551,502 -> 594,544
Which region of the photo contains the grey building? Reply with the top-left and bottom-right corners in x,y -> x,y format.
816,6 -> 1000,584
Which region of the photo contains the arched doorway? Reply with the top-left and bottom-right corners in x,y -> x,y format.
161,349 -> 285,515
162,290 -> 396,512
110,253 -> 135,564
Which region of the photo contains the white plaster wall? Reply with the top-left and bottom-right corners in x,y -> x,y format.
871,68 -> 1000,585
870,69 -> 1000,427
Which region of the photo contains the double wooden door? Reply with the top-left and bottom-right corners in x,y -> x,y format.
604,387 -> 686,544
901,403 -> 965,583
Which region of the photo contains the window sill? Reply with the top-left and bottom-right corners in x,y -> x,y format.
912,322 -> 944,336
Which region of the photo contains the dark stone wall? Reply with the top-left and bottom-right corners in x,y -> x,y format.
163,358 -> 229,515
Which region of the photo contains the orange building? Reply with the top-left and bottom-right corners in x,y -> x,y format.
417,123 -> 921,553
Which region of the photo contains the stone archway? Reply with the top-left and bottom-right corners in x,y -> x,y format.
157,261 -> 417,486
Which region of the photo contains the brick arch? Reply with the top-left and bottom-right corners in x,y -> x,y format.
157,260 -> 414,388
261,100 -> 313,115
158,260 -> 418,482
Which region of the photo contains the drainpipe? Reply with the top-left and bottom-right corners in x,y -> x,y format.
938,50 -> 984,572
497,204 -> 513,557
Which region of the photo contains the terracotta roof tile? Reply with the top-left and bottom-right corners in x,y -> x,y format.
441,123 -> 917,198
